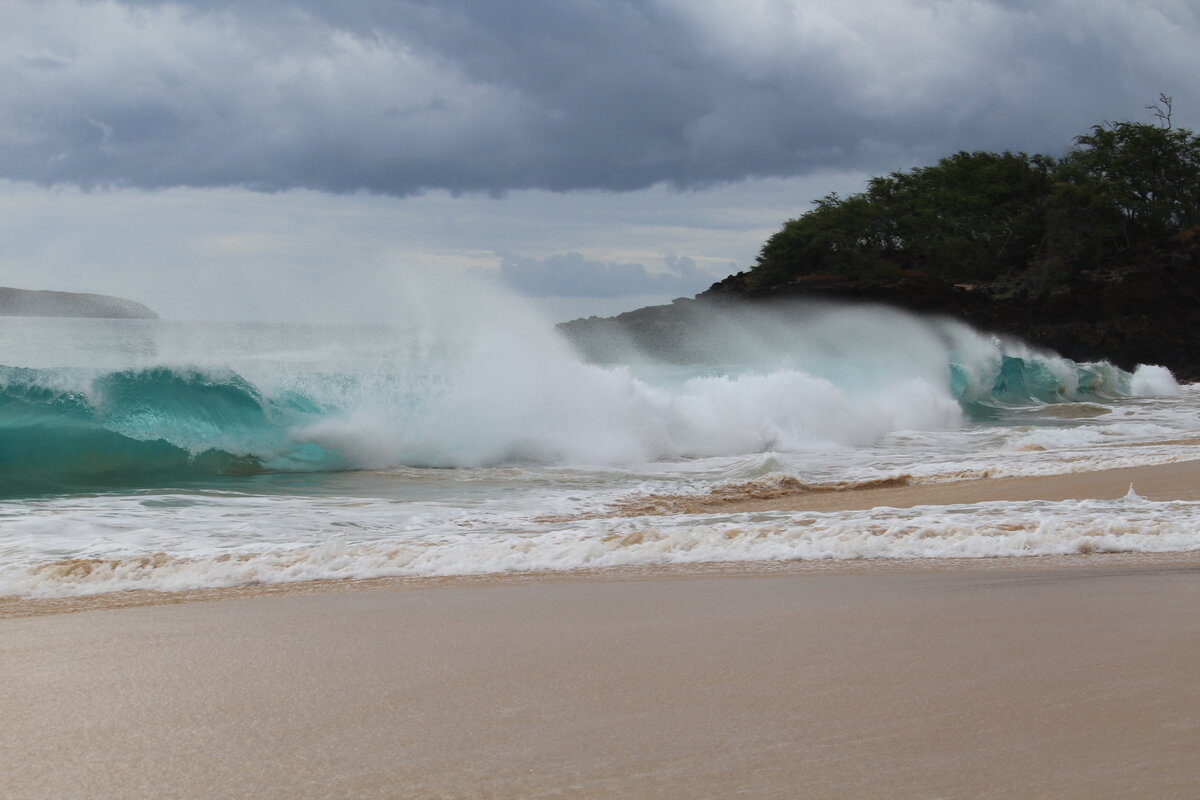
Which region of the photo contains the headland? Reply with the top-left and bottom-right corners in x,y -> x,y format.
0,286 -> 158,319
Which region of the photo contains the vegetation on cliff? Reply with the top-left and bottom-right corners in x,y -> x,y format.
739,115 -> 1200,295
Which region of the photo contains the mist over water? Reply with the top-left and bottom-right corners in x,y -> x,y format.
2,274 -> 1196,598
0,273 -> 1179,497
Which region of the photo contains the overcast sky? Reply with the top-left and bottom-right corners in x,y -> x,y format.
3,0 -> 1198,322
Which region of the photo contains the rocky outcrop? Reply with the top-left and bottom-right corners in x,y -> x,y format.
559,239 -> 1200,381
0,288 -> 158,319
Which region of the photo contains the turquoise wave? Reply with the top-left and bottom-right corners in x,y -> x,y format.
951,356 -> 1129,418
0,365 -> 334,498
0,355 -> 1142,499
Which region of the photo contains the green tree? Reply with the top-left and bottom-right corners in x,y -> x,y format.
1055,121 -> 1200,248
748,115 -> 1200,294
751,150 -> 1052,286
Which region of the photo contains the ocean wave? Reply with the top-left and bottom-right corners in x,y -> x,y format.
0,346 -> 1176,498
0,365 -> 330,496
0,302 -> 1180,498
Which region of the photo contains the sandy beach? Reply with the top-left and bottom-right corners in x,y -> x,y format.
3,461 -> 1200,799
4,556 -> 1199,799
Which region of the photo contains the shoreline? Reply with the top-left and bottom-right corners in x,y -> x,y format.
4,457 -> 1200,618
606,455 -> 1200,516
6,549 -> 1200,620
5,556 -> 1198,799
5,458 -> 1200,797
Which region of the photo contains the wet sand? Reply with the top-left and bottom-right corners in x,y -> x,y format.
3,460 -> 1200,798
608,457 -> 1200,516
3,558 -> 1199,799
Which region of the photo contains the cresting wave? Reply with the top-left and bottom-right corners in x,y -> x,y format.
0,310 -> 1180,498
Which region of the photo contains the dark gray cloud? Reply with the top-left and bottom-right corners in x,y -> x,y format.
2,0 -> 1198,196
499,253 -> 717,297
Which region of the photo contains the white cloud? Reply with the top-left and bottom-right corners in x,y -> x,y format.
0,170 -> 871,321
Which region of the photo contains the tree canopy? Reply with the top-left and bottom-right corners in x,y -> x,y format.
748,118 -> 1200,293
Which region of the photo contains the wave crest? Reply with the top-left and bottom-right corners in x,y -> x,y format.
0,307 -> 1177,498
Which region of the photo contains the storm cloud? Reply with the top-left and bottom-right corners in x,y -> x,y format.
3,0 -> 1198,196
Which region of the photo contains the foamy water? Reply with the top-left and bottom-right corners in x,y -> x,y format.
4,490 -> 1199,598
1,279 -> 1197,598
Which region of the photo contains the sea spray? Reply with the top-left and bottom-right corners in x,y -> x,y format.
0,276 -> 1179,497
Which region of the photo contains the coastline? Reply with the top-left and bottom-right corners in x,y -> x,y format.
4,458 -> 1200,797
4,457 -> 1200,619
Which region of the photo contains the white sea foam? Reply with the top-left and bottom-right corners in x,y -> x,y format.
1131,364 -> 1180,396
3,496 -> 1198,597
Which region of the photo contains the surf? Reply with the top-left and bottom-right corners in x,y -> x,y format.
0,300 -> 1177,499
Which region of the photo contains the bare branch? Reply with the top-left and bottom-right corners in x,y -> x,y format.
1146,93 -> 1173,129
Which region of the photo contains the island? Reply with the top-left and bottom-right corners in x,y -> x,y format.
0,287 -> 158,319
561,118 -> 1200,381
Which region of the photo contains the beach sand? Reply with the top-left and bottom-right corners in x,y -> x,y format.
607,456 -> 1200,516
3,461 -> 1200,799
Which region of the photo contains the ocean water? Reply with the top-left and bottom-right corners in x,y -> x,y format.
2,286 -> 1197,598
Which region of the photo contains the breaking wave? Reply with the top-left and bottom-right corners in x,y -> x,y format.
0,291 -> 1179,498
0,357 -> 1172,500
